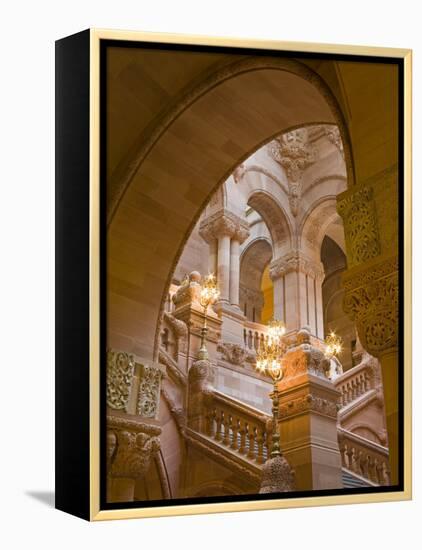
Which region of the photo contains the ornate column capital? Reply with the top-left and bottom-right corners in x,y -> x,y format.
199,208 -> 250,244
342,255 -> 399,357
107,415 -> 161,480
269,250 -> 325,281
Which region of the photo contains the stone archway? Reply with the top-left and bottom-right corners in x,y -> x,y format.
107,56 -> 354,364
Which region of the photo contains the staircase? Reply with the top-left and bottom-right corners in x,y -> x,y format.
158,318 -> 391,491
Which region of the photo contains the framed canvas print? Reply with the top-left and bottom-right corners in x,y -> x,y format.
55,29 -> 412,521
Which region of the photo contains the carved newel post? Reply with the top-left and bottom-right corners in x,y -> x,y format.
276,327 -> 343,491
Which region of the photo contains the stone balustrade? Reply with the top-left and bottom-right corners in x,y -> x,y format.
202,389 -> 271,464
334,359 -> 376,407
243,320 -> 268,351
338,427 -> 390,486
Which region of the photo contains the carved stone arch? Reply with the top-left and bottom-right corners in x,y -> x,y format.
300,195 -> 345,258
190,480 -> 245,498
247,190 -> 293,256
240,237 -> 273,323
107,54 -> 355,362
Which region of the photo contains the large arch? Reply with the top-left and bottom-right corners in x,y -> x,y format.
107,57 -> 355,361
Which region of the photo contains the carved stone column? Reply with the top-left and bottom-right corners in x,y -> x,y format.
270,251 -> 325,337
199,209 -> 249,345
337,172 -> 399,484
276,328 -> 343,491
107,415 -> 161,502
229,238 -> 241,306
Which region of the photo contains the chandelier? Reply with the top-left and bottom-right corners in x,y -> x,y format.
254,319 -> 287,458
324,330 -> 343,359
197,273 -> 220,360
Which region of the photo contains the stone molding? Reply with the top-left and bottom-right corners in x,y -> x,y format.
107,415 -> 161,480
337,185 -> 381,267
269,250 -> 325,281
107,56 -> 354,225
279,393 -> 338,420
158,349 -> 187,387
199,208 -> 250,243
161,387 -> 186,435
342,255 -> 398,357
323,125 -> 344,158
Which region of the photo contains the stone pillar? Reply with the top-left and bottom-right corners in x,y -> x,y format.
217,234 -> 231,303
341,255 -> 399,483
208,239 -> 217,274
276,328 -> 343,491
107,415 -> 161,503
199,209 -> 250,345
270,251 -> 325,337
337,174 -> 399,484
229,239 -> 240,306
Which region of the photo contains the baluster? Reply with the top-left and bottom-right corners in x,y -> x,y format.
339,441 -> 347,467
254,332 -> 258,350
239,421 -> 247,454
247,424 -> 257,459
206,408 -> 216,437
361,453 -> 370,479
367,455 -> 376,483
248,330 -> 253,349
375,459 -> 383,485
215,410 -> 223,441
346,446 -> 355,472
382,462 -> 390,486
223,413 -> 231,446
243,329 -> 247,347
231,417 -> 240,450
256,428 -> 265,464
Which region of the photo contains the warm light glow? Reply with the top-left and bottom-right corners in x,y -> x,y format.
199,273 -> 220,309
254,319 -> 285,382
324,330 -> 343,358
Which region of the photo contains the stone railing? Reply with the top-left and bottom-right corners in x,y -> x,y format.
243,320 -> 268,351
338,427 -> 390,486
334,360 -> 375,407
202,389 -> 271,464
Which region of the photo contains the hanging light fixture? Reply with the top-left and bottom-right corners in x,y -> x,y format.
197,273 -> 220,360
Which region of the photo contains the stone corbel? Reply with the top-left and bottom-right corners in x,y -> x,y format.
107,415 -> 161,481
269,251 -> 325,281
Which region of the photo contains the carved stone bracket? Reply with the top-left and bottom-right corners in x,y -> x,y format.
337,186 -> 381,267
342,256 -> 399,357
199,208 -> 250,244
107,415 -> 161,480
269,250 -> 325,281
163,311 -> 188,355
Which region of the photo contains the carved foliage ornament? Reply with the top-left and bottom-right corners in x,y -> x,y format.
106,350 -> 135,411
337,187 -> 381,267
269,128 -> 316,216
217,342 -> 254,366
109,429 -> 161,479
343,270 -> 398,355
137,364 -> 163,418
